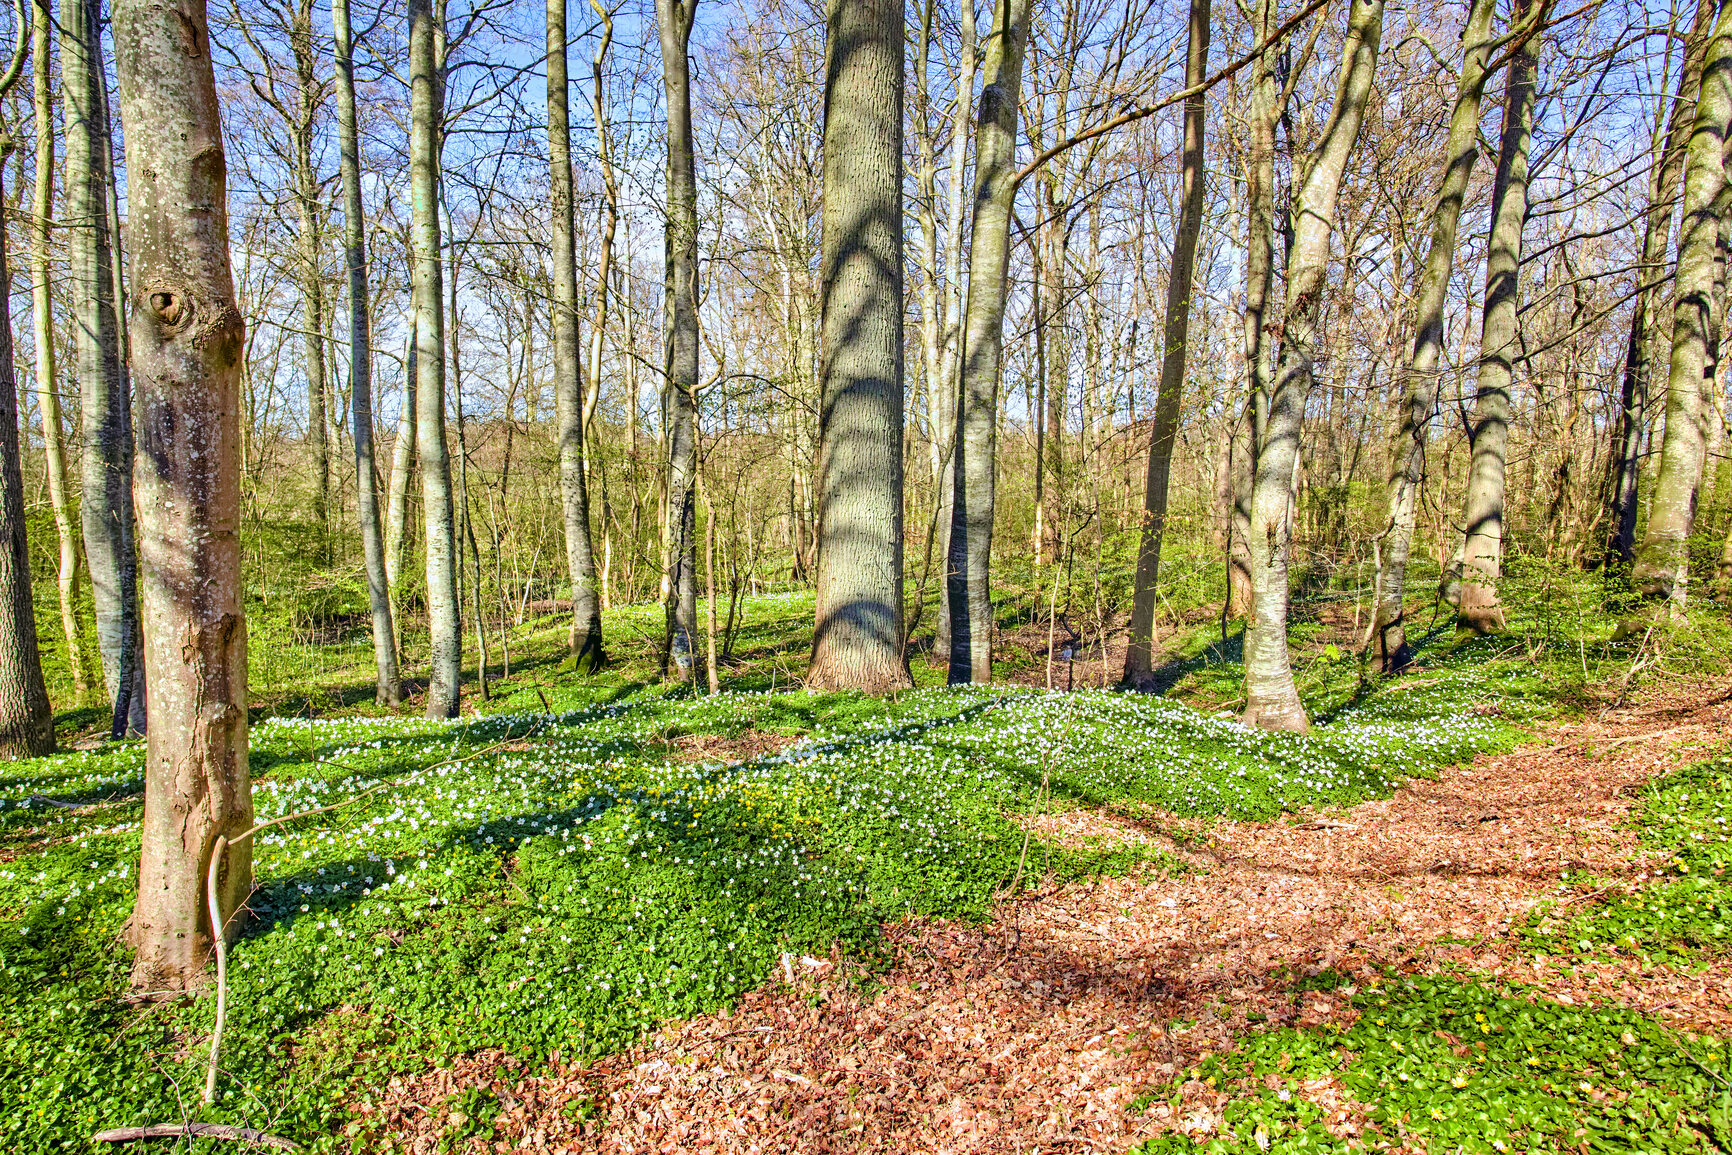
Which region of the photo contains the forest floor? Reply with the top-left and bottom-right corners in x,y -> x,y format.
365,673 -> 1732,1154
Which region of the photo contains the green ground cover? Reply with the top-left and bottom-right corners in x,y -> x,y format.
1,582 -> 1722,1151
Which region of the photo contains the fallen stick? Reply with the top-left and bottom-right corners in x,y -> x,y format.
93,1123 -> 298,1150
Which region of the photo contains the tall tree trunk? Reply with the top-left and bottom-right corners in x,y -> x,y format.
334,0 -> 400,705
0,114 -> 55,759
944,0 -> 1033,685
386,317 -> 416,597
287,0 -> 330,535
113,0 -> 252,989
65,0 -> 144,737
410,0 -> 460,717
1124,0 -> 1209,686
1635,0 -> 1732,605
1456,2 -> 1543,634
1241,0 -> 1385,732
31,0 -> 88,707
1606,0 -> 1713,572
1372,0 -> 1497,671
808,0 -> 912,693
1231,0 -> 1281,622
655,0 -> 699,681
549,0 -> 605,672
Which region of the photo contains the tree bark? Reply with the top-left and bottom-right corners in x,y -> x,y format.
1456,1 -> 1544,634
808,0 -> 912,693
30,0 -> 88,707
410,0 -> 460,717
655,0 -> 699,681
0,124 -> 55,759
944,0 -> 1033,685
1372,0 -> 1497,671
113,0 -> 252,989
549,0 -> 605,673
385,316 -> 416,598
1123,0 -> 1209,686
334,0 -> 399,705
1606,0 -> 1714,572
1634,0 -> 1732,605
1241,0 -> 1385,732
65,0 -> 144,737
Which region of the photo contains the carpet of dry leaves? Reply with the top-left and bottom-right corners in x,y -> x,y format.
362,676 -> 1732,1154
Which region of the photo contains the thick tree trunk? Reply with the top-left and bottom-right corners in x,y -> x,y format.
1123,0 -> 1209,686
655,0 -> 699,681
65,0 -> 144,737
0,146 -> 54,760
335,0 -> 400,705
1606,0 -> 1713,572
410,0 -> 460,717
1456,4 -> 1543,634
549,0 -> 605,673
1241,0 -> 1385,732
113,0 -> 252,989
1372,0 -> 1496,671
944,0 -> 1033,685
808,0 -> 912,693
1635,0 -> 1732,605
31,0 -> 88,707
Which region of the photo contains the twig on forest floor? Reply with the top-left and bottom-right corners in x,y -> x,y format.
1536,726 -> 1689,754
93,1122 -> 298,1149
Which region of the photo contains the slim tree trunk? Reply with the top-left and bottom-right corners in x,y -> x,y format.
65,0 -> 143,737
285,0 -> 330,535
0,112 -> 55,759
1606,0 -> 1713,571
1241,0 -> 1385,732
808,0 -> 912,693
386,317 -> 416,596
1124,0 -> 1209,686
1456,2 -> 1543,634
410,0 -> 460,717
1635,0 -> 1732,605
334,0 -> 400,705
113,0 -> 252,989
655,0 -> 699,681
31,0 -> 88,707
1373,0 -> 1497,670
549,0 -> 605,673
944,0 -> 1033,685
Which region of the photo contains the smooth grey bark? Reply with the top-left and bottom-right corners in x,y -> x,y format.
1241,0 -> 1385,732
65,0 -> 143,737
944,0 -> 1033,685
410,0 -> 460,717
0,76 -> 55,758
1372,0 -> 1497,671
292,1 -> 331,533
1123,0 -> 1209,686
1607,0 -> 1713,571
655,0 -> 698,681
113,0 -> 252,989
548,0 -> 604,673
334,0 -> 399,705
1456,3 -> 1543,634
1634,0 -> 1732,604
808,0 -> 912,693
31,0 -> 88,707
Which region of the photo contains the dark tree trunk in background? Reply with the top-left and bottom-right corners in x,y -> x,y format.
549,0 -> 605,673
808,0 -> 912,693
65,0 -> 145,737
1124,0 -> 1209,687
945,0 -> 1034,685
410,0 -> 461,717
113,0 -> 253,989
334,0 -> 400,705
655,0 -> 699,681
